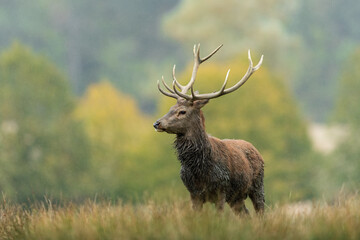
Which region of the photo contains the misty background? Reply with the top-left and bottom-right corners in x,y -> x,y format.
0,0 -> 359,203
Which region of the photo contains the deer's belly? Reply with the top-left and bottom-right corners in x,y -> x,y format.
180,166 -> 228,200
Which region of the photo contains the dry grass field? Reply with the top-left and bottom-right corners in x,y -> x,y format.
0,194 -> 359,240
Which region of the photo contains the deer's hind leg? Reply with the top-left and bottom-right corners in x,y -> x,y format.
229,200 -> 249,216
249,173 -> 265,214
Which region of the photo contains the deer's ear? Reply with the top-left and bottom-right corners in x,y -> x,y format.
193,99 -> 209,109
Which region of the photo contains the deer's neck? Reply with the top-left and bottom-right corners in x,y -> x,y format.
174,114 -> 212,168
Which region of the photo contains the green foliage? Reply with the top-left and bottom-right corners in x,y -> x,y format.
158,57 -> 314,201
0,43 -> 90,201
334,48 -> 360,128
330,48 -> 360,189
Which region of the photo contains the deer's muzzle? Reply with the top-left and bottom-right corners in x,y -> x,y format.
153,121 -> 164,132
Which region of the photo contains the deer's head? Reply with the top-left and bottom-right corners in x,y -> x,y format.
153,44 -> 263,135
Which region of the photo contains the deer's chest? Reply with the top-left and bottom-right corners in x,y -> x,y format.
180,162 -> 229,197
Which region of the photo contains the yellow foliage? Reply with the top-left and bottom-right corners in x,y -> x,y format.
75,81 -> 148,155
74,81 -> 153,194
75,81 -> 182,197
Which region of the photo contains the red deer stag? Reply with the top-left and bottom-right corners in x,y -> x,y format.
153,44 -> 264,215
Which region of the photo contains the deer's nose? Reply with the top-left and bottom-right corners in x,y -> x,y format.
153,121 -> 160,129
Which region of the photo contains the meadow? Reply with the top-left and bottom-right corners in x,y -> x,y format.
1,194 -> 359,240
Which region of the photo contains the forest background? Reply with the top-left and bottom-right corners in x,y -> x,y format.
0,0 -> 359,204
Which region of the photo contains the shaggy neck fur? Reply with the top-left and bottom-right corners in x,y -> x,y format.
174,111 -> 212,171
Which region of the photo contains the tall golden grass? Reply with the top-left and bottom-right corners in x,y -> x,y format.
0,194 -> 359,240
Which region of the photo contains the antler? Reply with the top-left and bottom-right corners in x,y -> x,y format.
172,44 -> 223,97
158,44 -> 222,99
157,45 -> 263,101
189,50 -> 263,100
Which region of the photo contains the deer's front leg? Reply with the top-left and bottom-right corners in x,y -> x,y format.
191,195 -> 204,211
215,193 -> 226,212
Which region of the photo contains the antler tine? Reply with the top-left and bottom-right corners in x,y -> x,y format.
182,44 -> 223,94
200,44 -> 223,63
190,69 -> 231,100
172,80 -> 192,100
219,69 -> 231,93
157,79 -> 178,99
192,50 -> 263,100
220,50 -> 263,94
161,76 -> 175,94
253,52 -> 264,71
172,64 -> 184,90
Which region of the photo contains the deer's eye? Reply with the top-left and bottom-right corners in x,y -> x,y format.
179,110 -> 187,115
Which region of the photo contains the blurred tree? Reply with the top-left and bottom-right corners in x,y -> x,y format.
290,0 -> 360,121
0,0 -> 180,103
75,82 -> 181,199
334,48 -> 360,128
0,43 -> 90,201
330,48 -> 360,189
164,0 -> 360,122
162,0 -> 299,75
158,56 -> 315,201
